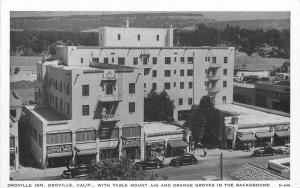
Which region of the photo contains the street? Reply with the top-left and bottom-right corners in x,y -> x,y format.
30,154 -> 289,180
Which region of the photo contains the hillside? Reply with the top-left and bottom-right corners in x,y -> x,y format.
10,13 -> 289,32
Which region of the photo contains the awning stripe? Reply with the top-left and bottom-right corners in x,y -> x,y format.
255,132 -> 273,139
77,149 -> 98,156
167,140 -> 189,148
275,130 -> 290,138
237,134 -> 256,142
47,151 -> 73,158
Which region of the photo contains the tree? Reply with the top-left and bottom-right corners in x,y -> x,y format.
184,96 -> 224,148
144,90 -> 175,122
87,157 -> 168,180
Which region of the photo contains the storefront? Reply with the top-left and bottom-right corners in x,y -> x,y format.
145,140 -> 166,158
122,138 -> 141,159
166,139 -> 189,157
255,131 -> 273,147
46,144 -> 73,168
274,130 -> 290,146
74,144 -> 97,164
235,132 -> 256,150
100,147 -> 119,160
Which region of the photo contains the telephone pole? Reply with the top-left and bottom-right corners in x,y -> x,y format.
220,152 -> 223,180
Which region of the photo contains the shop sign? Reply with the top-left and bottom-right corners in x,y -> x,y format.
47,144 -> 72,154
122,138 -> 140,148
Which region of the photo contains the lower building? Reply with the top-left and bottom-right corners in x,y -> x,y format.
216,103 -> 290,150
142,122 -> 191,159
267,158 -> 290,179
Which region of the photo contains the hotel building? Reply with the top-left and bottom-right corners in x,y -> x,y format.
23,25 -> 234,168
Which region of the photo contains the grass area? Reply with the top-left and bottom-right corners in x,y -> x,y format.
11,80 -> 36,104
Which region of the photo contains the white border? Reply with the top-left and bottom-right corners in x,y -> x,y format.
1,0 -> 300,187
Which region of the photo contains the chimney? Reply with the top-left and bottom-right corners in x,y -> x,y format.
126,18 -> 130,28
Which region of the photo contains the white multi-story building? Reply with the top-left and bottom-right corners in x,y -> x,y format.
24,24 -> 234,168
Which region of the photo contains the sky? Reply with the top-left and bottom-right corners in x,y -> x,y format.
10,11 -> 290,21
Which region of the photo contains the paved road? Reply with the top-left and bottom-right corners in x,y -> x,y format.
36,154 -> 288,180
150,154 -> 289,180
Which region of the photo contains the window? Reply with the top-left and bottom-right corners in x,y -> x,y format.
76,130 -> 96,142
144,83 -> 146,88
164,82 -> 170,90
118,57 -> 125,65
55,80 -> 57,90
174,57 -> 177,62
67,103 -> 70,115
152,70 -> 157,77
104,58 -> 109,64
144,68 -> 150,76
129,83 -> 135,94
187,69 -> 193,76
188,98 -> 193,105
205,69 -> 208,74
137,34 -> 140,41
10,136 -> 15,148
55,97 -> 58,108
224,57 -> 228,64
39,134 -> 43,147
223,81 -> 227,88
180,69 -> 184,76
212,57 -> 216,63
205,81 -> 208,86
106,83 -> 113,95
123,126 -> 141,137
165,57 -> 171,64
180,82 -> 184,89
174,70 -> 176,74
164,70 -> 171,77
223,69 -> 227,76
46,132 -> 72,145
10,110 -> 16,117
133,57 -> 138,65
118,34 -> 121,40
82,85 -> 89,96
82,105 -> 89,116
152,83 -> 157,90
180,57 -> 185,63
60,99 -> 62,111
174,82 -> 176,87
129,102 -> 135,113
222,96 -> 227,104
99,128 -> 119,140
179,98 -> 183,105
205,57 -> 210,62
143,57 -> 148,65
152,57 -> 157,64
187,57 -> 194,63
112,58 -> 114,63
189,82 -> 193,89
156,35 -> 159,41
92,58 -> 99,63
66,84 -> 70,96
81,58 -> 83,64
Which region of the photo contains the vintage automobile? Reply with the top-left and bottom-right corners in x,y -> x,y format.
61,164 -> 88,179
252,146 -> 277,157
276,144 -> 290,155
169,154 -> 198,166
135,158 -> 164,169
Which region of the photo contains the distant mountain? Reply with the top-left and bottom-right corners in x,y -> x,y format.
208,19 -> 290,31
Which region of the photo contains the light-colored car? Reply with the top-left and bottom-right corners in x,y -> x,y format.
277,144 -> 290,155
202,175 -> 220,181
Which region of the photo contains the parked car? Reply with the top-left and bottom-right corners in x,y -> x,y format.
252,146 -> 277,157
61,164 -> 88,179
277,144 -> 290,155
135,158 -> 164,169
169,154 -> 198,166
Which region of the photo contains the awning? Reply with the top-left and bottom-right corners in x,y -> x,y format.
255,132 -> 273,139
237,134 -> 256,142
275,130 -> 290,138
167,140 -> 189,149
77,149 -> 98,156
47,151 -> 73,158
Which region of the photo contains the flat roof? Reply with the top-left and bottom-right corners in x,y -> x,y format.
142,122 -> 185,135
216,104 -> 290,128
26,106 -> 69,122
76,46 -> 233,50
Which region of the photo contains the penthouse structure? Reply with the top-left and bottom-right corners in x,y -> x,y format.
23,24 -> 234,168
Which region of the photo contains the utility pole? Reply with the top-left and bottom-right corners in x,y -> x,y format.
220,152 -> 223,180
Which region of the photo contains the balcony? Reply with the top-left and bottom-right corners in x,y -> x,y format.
206,74 -> 221,80
99,94 -> 122,102
209,63 -> 222,68
101,113 -> 120,122
207,86 -> 221,93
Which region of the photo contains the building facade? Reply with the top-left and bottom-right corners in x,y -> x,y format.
10,92 -> 22,170
54,26 -> 234,121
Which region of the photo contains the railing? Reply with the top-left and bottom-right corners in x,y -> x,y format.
99,94 -> 121,102
209,63 -> 222,68
206,74 -> 221,80
101,113 -> 120,121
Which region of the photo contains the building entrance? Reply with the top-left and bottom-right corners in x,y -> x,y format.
123,147 -> 140,159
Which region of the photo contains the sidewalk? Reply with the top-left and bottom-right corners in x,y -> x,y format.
11,166 -> 65,180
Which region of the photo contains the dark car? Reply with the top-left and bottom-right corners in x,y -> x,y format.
277,144 -> 290,155
61,164 -> 88,179
135,158 -> 164,169
169,154 -> 198,166
253,146 -> 276,157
